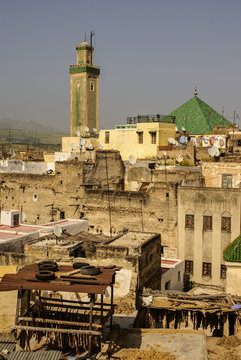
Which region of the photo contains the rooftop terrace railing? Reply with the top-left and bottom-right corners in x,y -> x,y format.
126,114 -> 176,124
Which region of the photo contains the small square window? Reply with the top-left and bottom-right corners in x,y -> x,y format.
221,217 -> 231,232
203,216 -> 212,231
185,214 -> 194,229
185,260 -> 193,275
222,174 -> 232,188
221,264 -> 226,279
105,131 -> 110,144
202,262 -> 212,276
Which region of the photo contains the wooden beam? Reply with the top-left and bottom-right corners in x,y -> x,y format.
12,325 -> 101,336
40,296 -> 114,307
18,317 -> 102,329
41,301 -> 109,312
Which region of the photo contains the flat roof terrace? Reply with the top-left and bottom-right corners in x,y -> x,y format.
108,231 -> 157,248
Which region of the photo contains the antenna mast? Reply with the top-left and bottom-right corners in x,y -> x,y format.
90,31 -> 95,65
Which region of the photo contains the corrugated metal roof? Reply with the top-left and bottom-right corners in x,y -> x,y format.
0,339 -> 16,354
7,351 -> 61,360
0,264 -> 120,294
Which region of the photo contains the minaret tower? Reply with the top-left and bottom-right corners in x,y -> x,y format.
69,34 -> 100,136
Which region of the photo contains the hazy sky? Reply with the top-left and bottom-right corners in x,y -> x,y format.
0,0 -> 241,133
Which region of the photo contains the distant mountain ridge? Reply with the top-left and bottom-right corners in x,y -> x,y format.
0,118 -> 66,134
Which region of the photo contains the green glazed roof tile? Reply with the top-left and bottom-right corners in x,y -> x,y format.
166,96 -> 231,135
223,235 -> 241,262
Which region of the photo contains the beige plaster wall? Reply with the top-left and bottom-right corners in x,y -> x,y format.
178,187 -> 241,287
225,262 -> 241,295
202,162 -> 241,188
99,122 -> 176,161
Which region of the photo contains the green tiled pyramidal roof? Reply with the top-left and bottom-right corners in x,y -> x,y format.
167,96 -> 231,135
223,235 -> 241,262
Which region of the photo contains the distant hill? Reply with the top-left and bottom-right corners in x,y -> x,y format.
0,118 -> 66,134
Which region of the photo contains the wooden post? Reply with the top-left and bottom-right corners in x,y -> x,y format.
110,285 -> 114,329
15,290 -> 22,325
88,294 -> 95,355
223,313 -> 229,336
101,294 -> 104,325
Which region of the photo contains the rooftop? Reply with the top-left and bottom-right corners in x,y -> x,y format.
0,219 -> 88,244
166,96 -> 231,134
108,231 -> 157,248
0,264 -> 119,295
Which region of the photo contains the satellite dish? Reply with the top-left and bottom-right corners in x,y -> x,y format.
71,143 -> 77,150
175,126 -> 179,132
84,126 -> 89,133
163,151 -> 167,157
80,138 -> 86,146
129,155 -> 136,165
168,137 -> 176,145
10,148 -> 15,158
208,145 -> 220,157
93,128 -> 97,133
54,226 -> 62,237
98,144 -> 103,150
87,142 -> 94,150
21,212 -> 27,222
76,130 -> 80,137
181,127 -> 186,132
176,156 -> 184,163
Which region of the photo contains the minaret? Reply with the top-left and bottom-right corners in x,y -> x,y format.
69,36 -> 100,136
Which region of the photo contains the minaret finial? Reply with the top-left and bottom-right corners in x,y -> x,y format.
84,32 -> 87,42
194,87 -> 198,96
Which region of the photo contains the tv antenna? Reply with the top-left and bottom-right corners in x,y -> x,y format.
90,31 -> 95,65
93,127 -> 97,133
76,130 -> 80,137
84,126 -> 89,133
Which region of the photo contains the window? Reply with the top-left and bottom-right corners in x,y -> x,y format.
221,264 -> 226,279
221,217 -> 231,233
13,214 -> 19,226
137,132 -> 143,144
185,214 -> 194,229
90,81 -> 95,91
185,260 -> 193,275
150,253 -> 153,262
105,131 -> 110,144
60,211 -> 65,220
202,262 -> 212,276
203,216 -> 212,231
150,132 -> 156,144
165,280 -> 171,290
178,271 -> 181,282
222,174 -> 232,188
